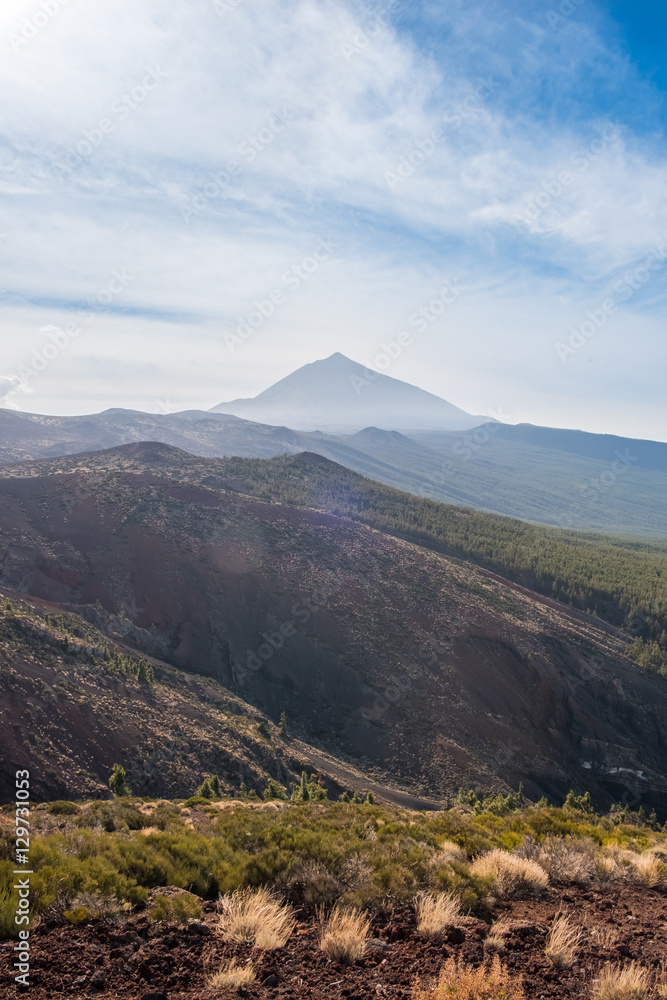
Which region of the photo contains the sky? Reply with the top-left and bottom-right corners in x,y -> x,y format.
0,0 -> 665,441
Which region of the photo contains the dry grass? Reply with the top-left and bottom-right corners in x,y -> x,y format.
484,919 -> 512,954
208,958 -> 256,988
599,848 -> 667,889
416,891 -> 462,939
545,915 -> 581,969
471,850 -> 548,899
632,852 -> 667,889
590,925 -> 620,951
536,836 -> 597,885
319,906 -> 371,963
413,955 -> 524,999
593,963 -> 651,1000
218,886 -> 295,950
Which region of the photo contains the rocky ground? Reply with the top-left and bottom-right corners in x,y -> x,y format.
2,882 -> 666,999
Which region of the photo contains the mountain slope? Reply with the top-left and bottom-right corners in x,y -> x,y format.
209,353 -> 485,432
1,443 -> 667,811
2,406 -> 666,535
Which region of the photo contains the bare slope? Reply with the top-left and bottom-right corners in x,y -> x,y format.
0,444 -> 666,809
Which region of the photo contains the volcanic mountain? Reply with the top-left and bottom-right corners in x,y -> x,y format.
209,352 -> 485,432
1,442 -> 666,812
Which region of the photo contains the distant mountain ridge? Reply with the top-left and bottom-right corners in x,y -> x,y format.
1,353 -> 666,535
209,352 -> 486,432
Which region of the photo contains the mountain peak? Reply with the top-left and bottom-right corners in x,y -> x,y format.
210,355 -> 485,433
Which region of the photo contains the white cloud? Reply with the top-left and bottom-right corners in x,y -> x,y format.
0,0 -> 665,439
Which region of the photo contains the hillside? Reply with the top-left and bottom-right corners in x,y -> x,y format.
2,405 -> 666,535
1,444 -> 667,812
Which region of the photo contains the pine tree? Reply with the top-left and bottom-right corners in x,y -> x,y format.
279,711 -> 288,738
109,763 -> 131,797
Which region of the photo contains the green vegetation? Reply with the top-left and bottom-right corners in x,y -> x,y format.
147,892 -> 203,925
1,793 -> 663,939
211,455 -> 667,672
0,600 -> 155,683
109,764 -> 131,798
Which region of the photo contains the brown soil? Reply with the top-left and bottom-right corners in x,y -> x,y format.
2,883 -> 666,999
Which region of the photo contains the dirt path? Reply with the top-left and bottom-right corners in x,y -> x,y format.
293,742 -> 444,811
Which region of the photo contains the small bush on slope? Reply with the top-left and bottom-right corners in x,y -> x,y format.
319,906 -> 371,963
471,850 -> 548,899
413,955 -> 524,999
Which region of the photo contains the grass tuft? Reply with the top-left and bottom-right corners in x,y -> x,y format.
208,958 -> 256,988
415,891 -> 462,939
592,963 -> 651,1000
319,905 -> 371,963
218,886 -> 295,950
545,915 -> 581,969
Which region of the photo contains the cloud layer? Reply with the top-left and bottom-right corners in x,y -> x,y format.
0,0 -> 665,439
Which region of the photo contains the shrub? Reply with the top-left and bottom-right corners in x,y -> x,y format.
208,959 -> 256,988
0,889 -> 21,940
64,906 -> 89,925
592,963 -> 651,1000
275,860 -> 341,909
319,905 -> 371,963
545,915 -> 581,969
183,795 -> 211,808
471,850 -> 548,899
415,891 -> 461,939
46,801 -> 79,816
413,955 -> 525,999
218,887 -> 295,950
148,892 -> 203,925
536,836 -> 597,885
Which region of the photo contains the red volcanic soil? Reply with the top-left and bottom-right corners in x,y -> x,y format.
1,883 -> 666,998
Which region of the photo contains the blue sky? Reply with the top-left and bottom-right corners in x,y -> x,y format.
0,0 -> 665,440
